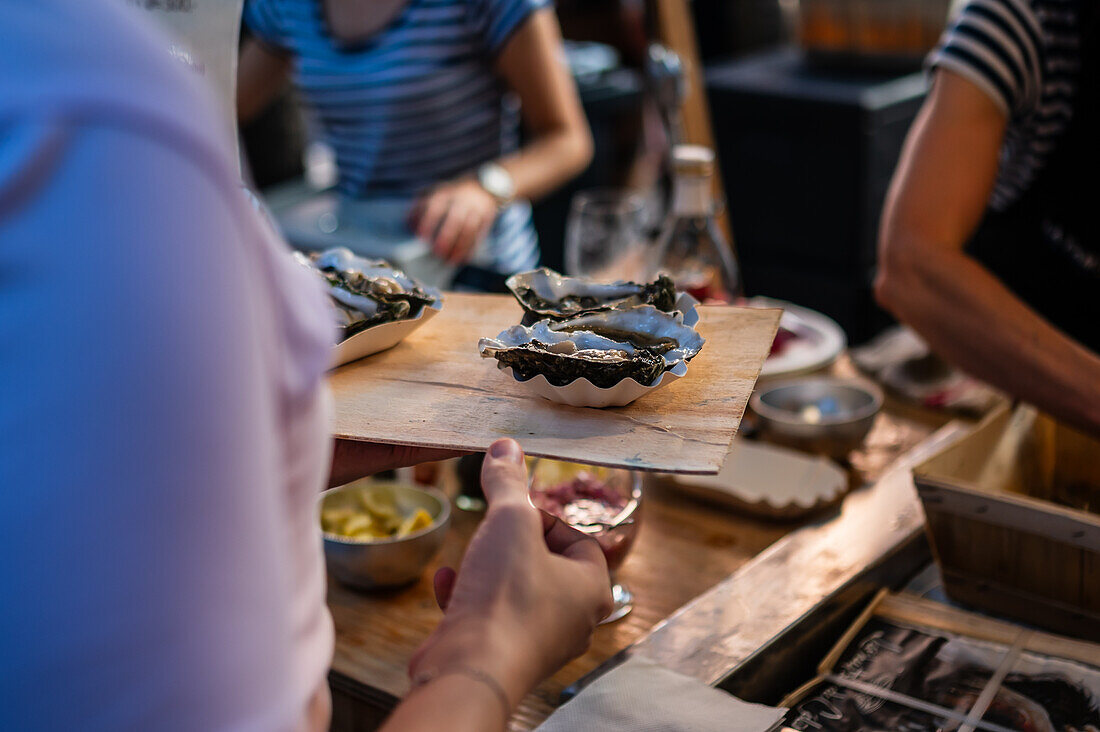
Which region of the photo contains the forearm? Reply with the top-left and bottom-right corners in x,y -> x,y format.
237,40 -> 291,125
497,124 -> 593,202
381,619 -> 539,732
492,9 -> 593,202
876,243 -> 1100,433
379,675 -> 508,732
327,439 -> 464,488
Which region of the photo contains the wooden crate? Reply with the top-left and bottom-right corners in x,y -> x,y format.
913,405 -> 1100,642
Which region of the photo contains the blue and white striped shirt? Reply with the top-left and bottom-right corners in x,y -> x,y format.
244,0 -> 546,273
927,0 -> 1085,212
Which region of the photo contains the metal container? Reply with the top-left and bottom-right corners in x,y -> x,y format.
320,482 -> 451,590
750,377 -> 882,458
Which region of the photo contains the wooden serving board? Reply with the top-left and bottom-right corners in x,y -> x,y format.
329,294 -> 780,475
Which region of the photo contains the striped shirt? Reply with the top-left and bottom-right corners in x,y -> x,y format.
927,0 -> 1085,211
243,0 -> 546,274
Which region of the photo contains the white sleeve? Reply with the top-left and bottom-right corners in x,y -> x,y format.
0,118 -> 326,731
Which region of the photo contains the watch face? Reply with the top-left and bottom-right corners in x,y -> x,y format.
480,164 -> 514,202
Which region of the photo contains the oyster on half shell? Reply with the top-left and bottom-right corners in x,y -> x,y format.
479,306 -> 704,389
506,267 -> 677,320
297,248 -> 438,341
550,306 -> 704,363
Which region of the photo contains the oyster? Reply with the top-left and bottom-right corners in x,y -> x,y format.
298,248 -> 438,340
479,307 -> 704,388
550,306 -> 704,363
506,267 -> 677,320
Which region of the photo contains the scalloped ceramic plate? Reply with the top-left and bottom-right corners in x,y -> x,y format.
668,439 -> 848,519
496,359 -> 689,408
333,297 -> 443,368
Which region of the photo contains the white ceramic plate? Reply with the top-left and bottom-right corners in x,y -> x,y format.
496,360 -> 688,408
333,298 -> 442,368
670,438 -> 848,519
747,297 -> 847,380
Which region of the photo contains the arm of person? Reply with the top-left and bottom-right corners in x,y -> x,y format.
378,439 -> 612,731
237,37 -> 292,125
328,440 -> 466,488
875,70 -> 1100,434
414,8 -> 594,264
493,8 -> 594,201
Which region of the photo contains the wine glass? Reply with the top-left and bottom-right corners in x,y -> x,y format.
528,459 -> 643,623
564,189 -> 651,282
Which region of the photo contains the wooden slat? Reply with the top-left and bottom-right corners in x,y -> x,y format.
652,0 -> 735,248
329,294 -> 780,475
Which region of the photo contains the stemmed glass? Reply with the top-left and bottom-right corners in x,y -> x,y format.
564,189 -> 651,282
528,459 -> 643,623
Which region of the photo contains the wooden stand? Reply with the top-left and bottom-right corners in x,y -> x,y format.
914,405 -> 1100,642
652,0 -> 735,248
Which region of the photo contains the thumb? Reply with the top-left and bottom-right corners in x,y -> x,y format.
432,567 -> 456,612
480,438 -> 529,508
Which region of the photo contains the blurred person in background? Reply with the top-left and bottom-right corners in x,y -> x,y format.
237,0 -> 593,289
0,2 -> 610,730
876,0 -> 1100,434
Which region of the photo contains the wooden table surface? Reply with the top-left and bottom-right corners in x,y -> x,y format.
327,357 -> 951,731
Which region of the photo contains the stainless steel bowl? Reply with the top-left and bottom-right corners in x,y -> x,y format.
750,377 -> 883,459
320,481 -> 451,590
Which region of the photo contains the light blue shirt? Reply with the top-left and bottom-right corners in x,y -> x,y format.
244,0 -> 547,274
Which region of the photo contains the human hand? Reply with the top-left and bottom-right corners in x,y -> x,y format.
328,438 -> 467,489
411,178 -> 499,265
408,439 -> 612,704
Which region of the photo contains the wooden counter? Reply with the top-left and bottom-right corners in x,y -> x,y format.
327,358 -> 955,731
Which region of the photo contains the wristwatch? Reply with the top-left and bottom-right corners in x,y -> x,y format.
477,163 -> 516,209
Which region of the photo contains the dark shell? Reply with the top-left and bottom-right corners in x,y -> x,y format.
506,268 -> 678,320
302,248 -> 438,340
491,341 -> 667,388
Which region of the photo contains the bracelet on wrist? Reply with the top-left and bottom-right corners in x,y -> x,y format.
410,664 -> 511,726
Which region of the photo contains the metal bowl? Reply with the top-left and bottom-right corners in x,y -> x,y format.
320,481 -> 451,590
750,377 -> 883,459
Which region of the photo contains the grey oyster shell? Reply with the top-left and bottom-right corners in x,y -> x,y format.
550,306 -> 704,364
296,248 -> 439,341
479,306 -> 704,388
505,267 -> 678,320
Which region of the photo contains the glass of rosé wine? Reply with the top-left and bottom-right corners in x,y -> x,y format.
527,459 -> 642,623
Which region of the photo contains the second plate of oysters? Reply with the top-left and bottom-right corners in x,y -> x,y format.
479,268 -> 705,408
296,247 -> 443,367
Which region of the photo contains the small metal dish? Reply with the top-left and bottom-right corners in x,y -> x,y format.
750,377 -> 883,459
320,481 -> 451,590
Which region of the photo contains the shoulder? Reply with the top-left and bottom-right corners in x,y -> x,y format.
243,0 -> 302,49
928,0 -> 1087,116
472,0 -> 553,52
929,0 -> 1045,115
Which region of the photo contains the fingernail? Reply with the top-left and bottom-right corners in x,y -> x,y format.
488,439 -> 522,464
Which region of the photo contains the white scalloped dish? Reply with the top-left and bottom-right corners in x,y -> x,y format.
496,359 -> 689,408
479,306 -> 704,409
294,248 -> 443,368
334,297 -> 442,367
